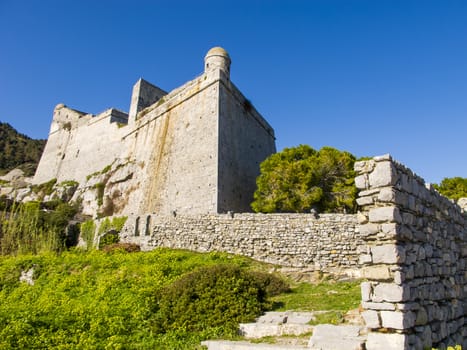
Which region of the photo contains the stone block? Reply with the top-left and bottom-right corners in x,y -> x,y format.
369,161 -> 397,188
357,196 -> 374,206
366,332 -> 408,350
354,159 -> 375,173
380,310 -> 416,329
362,310 -> 380,329
284,312 -> 315,324
362,301 -> 396,311
393,270 -> 405,285
373,283 -> 409,302
368,207 -> 402,223
359,254 -> 372,264
355,174 -> 369,190
356,212 -> 368,224
256,312 -> 287,324
377,187 -> 395,202
362,265 -> 392,280
308,324 -> 366,350
380,223 -> 399,236
401,212 -> 415,225
359,224 -> 380,236
361,282 -> 372,302
373,154 -> 392,162
371,244 -> 405,264
415,308 -> 428,326
201,340 -> 308,349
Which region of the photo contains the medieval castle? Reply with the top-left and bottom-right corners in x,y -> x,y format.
34,47 -> 276,216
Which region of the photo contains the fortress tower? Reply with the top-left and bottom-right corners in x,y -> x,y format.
204,46 -> 231,77
34,47 -> 276,216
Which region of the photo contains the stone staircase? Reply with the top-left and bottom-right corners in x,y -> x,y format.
201,311 -> 367,350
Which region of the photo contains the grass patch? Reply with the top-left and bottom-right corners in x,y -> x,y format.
310,311 -> 345,325
270,280 -> 361,313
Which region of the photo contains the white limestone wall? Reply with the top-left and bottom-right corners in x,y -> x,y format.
128,78 -> 167,124
34,105 -> 129,185
121,73 -> 221,215
218,77 -> 276,212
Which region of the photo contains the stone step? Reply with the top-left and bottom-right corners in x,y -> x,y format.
308,324 -> 367,350
201,340 -> 309,350
239,311 -> 315,339
239,323 -> 313,339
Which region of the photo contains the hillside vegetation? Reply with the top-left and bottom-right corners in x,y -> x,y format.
0,249 -> 284,349
0,249 -> 361,349
0,122 -> 46,176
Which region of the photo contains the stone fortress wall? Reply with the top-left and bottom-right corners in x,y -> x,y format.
119,213 -> 361,271
33,105 -> 129,185
355,155 -> 466,349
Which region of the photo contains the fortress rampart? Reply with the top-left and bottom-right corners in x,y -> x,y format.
119,213 -> 361,271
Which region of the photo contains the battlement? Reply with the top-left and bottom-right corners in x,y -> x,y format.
50,104 -> 129,135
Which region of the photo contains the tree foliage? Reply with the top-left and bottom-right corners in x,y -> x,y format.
251,145 -> 357,213
0,122 -> 46,176
433,177 -> 467,201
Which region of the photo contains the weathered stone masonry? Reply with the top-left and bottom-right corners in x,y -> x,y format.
120,213 -> 361,270
355,155 -> 467,350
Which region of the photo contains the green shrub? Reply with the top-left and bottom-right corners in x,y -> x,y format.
31,178 -> 57,197
248,271 -> 290,296
97,216 -> 127,236
59,180 -> 79,187
96,217 -> 127,249
79,220 -> 96,249
152,264 -> 286,335
94,182 -> 105,206
0,201 -> 65,255
98,231 -> 119,249
42,202 -> 78,230
102,243 -> 141,253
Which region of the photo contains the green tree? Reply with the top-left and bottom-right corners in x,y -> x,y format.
251,145 -> 357,213
433,177 -> 467,201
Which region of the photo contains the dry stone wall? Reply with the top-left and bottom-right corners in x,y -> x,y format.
355,155 -> 467,350
119,213 -> 361,271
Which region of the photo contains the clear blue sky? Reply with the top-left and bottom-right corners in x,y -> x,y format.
0,0 -> 466,184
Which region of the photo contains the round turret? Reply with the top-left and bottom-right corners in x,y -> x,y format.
204,46 -> 231,78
